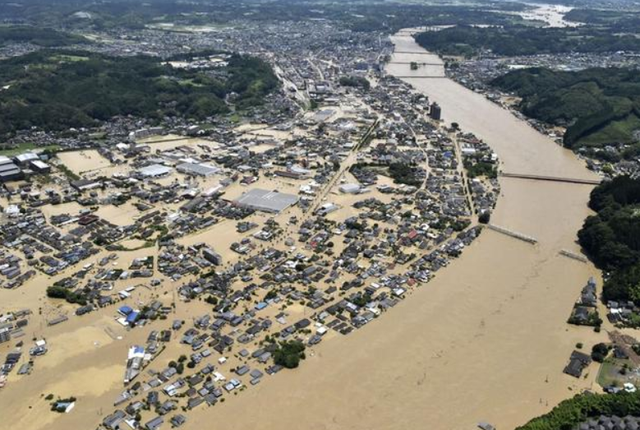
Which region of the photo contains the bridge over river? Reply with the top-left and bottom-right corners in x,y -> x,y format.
203,28 -> 604,430
500,172 -> 602,185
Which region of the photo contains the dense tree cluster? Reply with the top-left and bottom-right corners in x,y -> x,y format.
0,50 -> 278,137
0,26 -> 88,47
565,8 -> 640,33
225,54 -> 280,110
415,25 -> 640,57
46,285 -> 88,306
273,340 -> 306,369
517,392 -> 640,430
578,176 -> 640,303
339,76 -> 370,90
463,160 -> 497,179
388,162 -> 423,186
591,343 -> 610,363
0,0 -> 528,33
491,67 -> 640,149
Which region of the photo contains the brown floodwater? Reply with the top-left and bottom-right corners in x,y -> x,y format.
0,31 -> 607,430
179,31 -> 605,430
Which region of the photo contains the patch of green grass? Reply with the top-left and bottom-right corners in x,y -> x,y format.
0,142 -> 59,156
596,358 -> 636,389
88,132 -> 107,140
177,78 -> 205,87
580,113 -> 640,147
57,163 -> 80,181
50,54 -> 89,63
597,359 -> 620,388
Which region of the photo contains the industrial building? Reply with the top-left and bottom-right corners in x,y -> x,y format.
339,183 -> 362,194
139,164 -> 172,178
274,165 -> 311,179
14,152 -> 39,166
176,162 -> 220,177
129,127 -> 164,141
30,160 -> 51,173
0,327 -> 11,344
234,188 -> 299,213
203,248 -> 223,266
0,156 -> 23,182
71,178 -> 102,191
429,102 -> 442,121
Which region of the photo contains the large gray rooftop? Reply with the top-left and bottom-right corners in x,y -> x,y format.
233,188 -> 299,213
139,164 -> 172,178
176,162 -> 220,177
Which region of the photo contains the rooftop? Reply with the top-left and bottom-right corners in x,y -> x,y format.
176,162 -> 220,177
233,188 -> 299,213
140,164 -> 172,178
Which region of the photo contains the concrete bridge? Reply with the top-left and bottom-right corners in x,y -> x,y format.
391,75 -> 445,79
500,173 -> 601,186
387,62 -> 443,66
393,51 -> 440,55
486,224 -> 537,244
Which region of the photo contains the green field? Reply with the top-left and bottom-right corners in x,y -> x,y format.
581,114 -> 640,148
0,142 -> 59,156
596,358 -> 636,388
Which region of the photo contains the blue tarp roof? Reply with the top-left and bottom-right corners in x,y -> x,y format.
119,305 -> 133,315
126,311 -> 139,323
255,302 -> 268,311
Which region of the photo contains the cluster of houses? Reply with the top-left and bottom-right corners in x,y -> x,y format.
568,277 -> 602,327
0,16 -> 509,428
574,415 -> 640,430
606,299 -> 640,326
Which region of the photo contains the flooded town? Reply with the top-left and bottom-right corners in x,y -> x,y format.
0,16 -> 507,430
1,1 -> 640,430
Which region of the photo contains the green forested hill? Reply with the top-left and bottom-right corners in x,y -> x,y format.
564,8 -> 640,33
578,176 -> 640,306
0,0 -> 529,33
0,26 -> 89,47
414,25 -> 640,57
0,50 -> 278,136
491,67 -> 640,149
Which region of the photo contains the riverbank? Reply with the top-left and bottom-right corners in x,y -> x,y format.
177,30 -> 606,430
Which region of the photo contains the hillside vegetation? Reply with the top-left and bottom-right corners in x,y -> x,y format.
0,0 -> 529,33
414,25 -> 640,57
0,50 -> 278,136
565,8 -> 640,33
578,176 -> 640,308
491,67 -> 640,149
516,391 -> 640,430
0,25 -> 88,47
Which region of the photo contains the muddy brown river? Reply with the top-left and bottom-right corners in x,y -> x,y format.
0,28 -> 608,430
181,31 -> 606,430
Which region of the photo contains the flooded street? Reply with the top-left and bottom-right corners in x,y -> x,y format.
0,29 -> 606,430
183,32 -> 605,430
